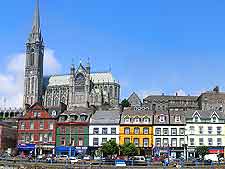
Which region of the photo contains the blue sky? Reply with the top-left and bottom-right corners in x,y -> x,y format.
1,0 -> 225,106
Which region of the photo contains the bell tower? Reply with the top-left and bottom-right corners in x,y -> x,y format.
24,0 -> 44,106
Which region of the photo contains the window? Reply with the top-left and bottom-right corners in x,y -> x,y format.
134,118 -> 139,123
171,138 -> 177,147
217,138 -> 222,146
199,126 -> 203,134
179,128 -> 185,135
21,134 -> 25,142
134,128 -> 140,135
199,138 -> 204,146
194,116 -> 199,122
30,121 -> 34,130
111,138 -> 116,142
48,121 -> 54,130
143,118 -> 149,123
39,134 -> 43,142
102,138 -> 107,144
163,138 -> 169,146
171,128 -> 177,135
34,112 -> 41,118
25,134 -> 30,143
124,118 -> 130,123
111,128 -> 116,134
93,138 -> 99,146
134,138 -> 139,146
143,128 -> 149,135
93,128 -> 99,134
175,115 -> 181,122
48,133 -> 52,142
212,116 -> 217,123
155,128 -> 161,135
61,127 -> 66,133
208,126 -> 212,134
208,138 -> 213,146
155,138 -> 161,146
217,126 -> 222,135
80,115 -> 87,121
159,115 -> 165,122
124,138 -> 130,143
102,128 -> 108,134
60,137 -> 65,145
180,138 -> 184,147
78,138 -> 83,146
124,128 -> 130,134
40,121 -> 44,129
163,128 -> 169,135
190,138 -> 195,146
21,122 -> 25,130
43,133 -> 48,143
30,134 -> 34,142
143,138 -> 149,147
190,126 -> 195,134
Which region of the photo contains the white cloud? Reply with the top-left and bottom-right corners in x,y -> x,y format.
0,49 -> 61,108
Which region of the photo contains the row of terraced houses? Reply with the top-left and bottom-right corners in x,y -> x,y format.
2,0 -> 225,160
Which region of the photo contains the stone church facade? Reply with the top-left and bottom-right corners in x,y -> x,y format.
23,0 -> 120,109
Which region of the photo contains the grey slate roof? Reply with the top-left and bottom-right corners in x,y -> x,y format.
144,95 -> 198,101
90,110 -> 121,124
185,109 -> 225,119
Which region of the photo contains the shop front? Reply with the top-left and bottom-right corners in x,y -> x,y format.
76,146 -> 88,155
170,147 -> 185,159
37,145 -> 55,156
17,144 -> 36,157
55,146 -> 76,157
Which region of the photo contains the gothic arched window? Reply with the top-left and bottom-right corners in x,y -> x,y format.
27,78 -> 30,94
53,97 -> 59,106
109,86 -> 113,97
30,48 -> 35,66
115,86 -> 118,98
75,73 -> 85,92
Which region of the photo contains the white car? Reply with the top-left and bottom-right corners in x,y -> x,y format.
69,157 -> 79,164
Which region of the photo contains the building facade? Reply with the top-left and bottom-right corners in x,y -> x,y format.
153,111 -> 186,159
89,110 -> 120,151
120,107 -> 154,156
17,102 -> 57,156
56,107 -> 94,156
186,110 -> 225,158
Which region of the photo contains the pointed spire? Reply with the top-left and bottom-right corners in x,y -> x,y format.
32,0 -> 40,34
28,0 -> 42,43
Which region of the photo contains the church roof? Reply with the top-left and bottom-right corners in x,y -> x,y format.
47,72 -> 117,87
48,75 -> 70,86
91,72 -> 116,83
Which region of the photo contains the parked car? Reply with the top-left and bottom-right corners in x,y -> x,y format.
115,159 -> 126,167
69,156 -> 80,164
56,155 -> 68,163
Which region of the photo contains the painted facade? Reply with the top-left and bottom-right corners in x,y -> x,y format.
120,107 -> 154,155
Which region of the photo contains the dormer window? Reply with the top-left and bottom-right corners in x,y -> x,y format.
159,114 -> 165,122
80,114 -> 88,121
175,115 -> 181,123
124,117 -> 130,123
212,116 -> 217,123
134,118 -> 139,123
194,115 -> 199,122
70,115 -> 78,121
143,117 -> 149,123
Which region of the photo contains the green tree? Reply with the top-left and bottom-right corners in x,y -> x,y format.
196,146 -> 208,158
121,143 -> 138,157
101,140 -> 119,158
121,99 -> 130,108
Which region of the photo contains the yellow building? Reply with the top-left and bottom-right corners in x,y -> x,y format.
119,107 -> 154,155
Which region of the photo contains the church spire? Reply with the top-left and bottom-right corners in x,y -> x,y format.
28,0 -> 42,43
32,0 -> 40,34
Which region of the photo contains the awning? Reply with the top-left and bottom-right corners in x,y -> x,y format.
55,146 -> 76,152
17,144 -> 36,151
208,147 -> 224,154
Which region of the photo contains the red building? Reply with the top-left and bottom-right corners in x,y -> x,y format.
17,102 -> 58,156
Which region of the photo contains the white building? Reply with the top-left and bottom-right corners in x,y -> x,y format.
89,110 -> 120,151
186,110 -> 225,158
153,111 -> 186,159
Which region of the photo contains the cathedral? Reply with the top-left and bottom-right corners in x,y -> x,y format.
23,0 -> 120,109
